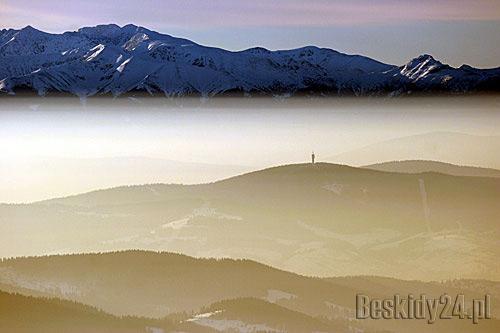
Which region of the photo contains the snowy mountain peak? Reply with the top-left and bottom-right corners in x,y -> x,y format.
20,25 -> 40,32
78,23 -> 122,35
416,54 -> 437,62
400,54 -> 447,81
243,47 -> 272,55
13,25 -> 50,39
0,24 -> 498,97
404,54 -> 442,69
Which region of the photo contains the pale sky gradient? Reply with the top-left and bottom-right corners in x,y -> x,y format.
1,0 -> 500,67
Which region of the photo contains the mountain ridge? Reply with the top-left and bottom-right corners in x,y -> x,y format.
27,161 -> 498,206
364,160 -> 500,178
1,250 -> 499,333
1,162 -> 498,281
328,132 -> 500,168
1,24 -> 499,97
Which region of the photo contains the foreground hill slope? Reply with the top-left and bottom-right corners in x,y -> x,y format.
1,163 -> 499,280
1,24 -> 499,97
1,251 -> 499,333
189,297 -> 348,333
0,251 -> 358,318
0,290 -> 168,333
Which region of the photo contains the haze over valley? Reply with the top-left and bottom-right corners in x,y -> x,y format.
1,96 -> 499,203
1,97 -> 499,332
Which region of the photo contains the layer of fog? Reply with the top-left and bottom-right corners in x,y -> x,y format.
1,96 -> 499,203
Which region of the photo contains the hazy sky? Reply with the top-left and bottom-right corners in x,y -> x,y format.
1,0 -> 499,68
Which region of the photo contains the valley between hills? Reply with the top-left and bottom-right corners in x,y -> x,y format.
1,161 -> 499,332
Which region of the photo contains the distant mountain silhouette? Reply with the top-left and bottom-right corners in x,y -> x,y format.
1,24 -> 499,97
329,132 -> 500,168
365,160 -> 500,178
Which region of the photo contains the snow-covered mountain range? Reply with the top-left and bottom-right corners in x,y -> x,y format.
0,24 -> 499,97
